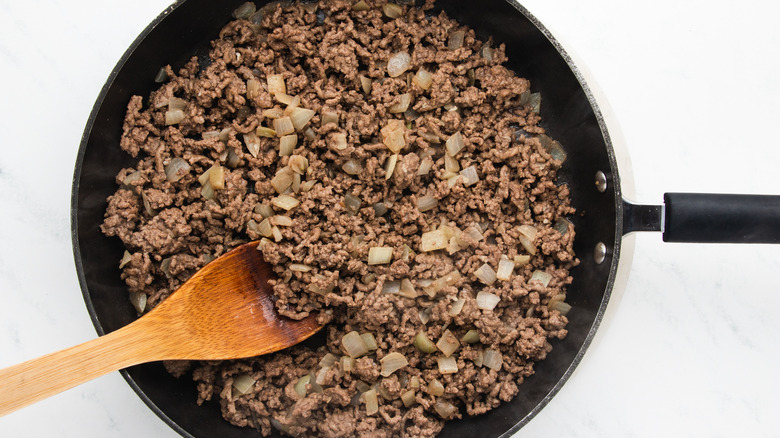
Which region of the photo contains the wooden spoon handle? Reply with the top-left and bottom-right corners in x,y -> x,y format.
0,324 -> 157,417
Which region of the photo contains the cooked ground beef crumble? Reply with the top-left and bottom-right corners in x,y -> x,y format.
101,1 -> 578,436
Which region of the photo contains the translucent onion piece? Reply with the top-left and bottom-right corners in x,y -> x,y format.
387,52 -> 411,78
288,154 -> 308,174
359,75 -> 372,94
414,331 -> 437,353
294,374 -> 310,398
368,246 -> 393,265
473,349 -> 484,367
382,280 -> 401,295
517,224 -> 538,255
289,263 -> 311,272
384,153 -> 399,179
528,92 -> 541,113
401,390 -> 416,407
554,217 -> 573,235
164,157 -> 191,182
529,270 -> 553,288
418,307 -> 431,324
412,68 -> 433,90
271,195 -> 299,211
437,356 -> 458,374
209,164 -> 225,190
481,44 -> 494,61
342,159 -> 362,175
154,67 -> 168,83
243,133 -> 261,158
256,126 -> 277,138
361,333 -> 378,351
129,291 -> 146,314
267,74 -> 286,95
362,389 -> 378,416
383,2 -> 403,18
257,218 -> 273,238
321,110 -> 339,126
232,2 -> 256,18
461,329 -> 479,344
549,299 -> 572,316
344,193 -> 362,215
290,107 -> 315,131
262,108 -> 284,120
246,79 -> 261,99
272,226 -> 283,242
448,298 -> 465,316
273,116 -> 295,137
417,155 -> 434,175
342,331 -> 369,358
232,373 -> 256,396
300,179 -> 316,192
292,173 -> 301,194
410,376 -> 420,389
352,0 -> 369,11
271,167 -> 295,194
427,378 -> 445,396
225,148 -> 240,168
201,181 -> 215,200
119,250 -> 132,269
381,119 -> 406,153
448,30 -> 465,50
373,202 -> 388,216
459,166 -> 479,187
496,258 -> 515,281
256,203 -> 274,218
168,96 -> 187,110
332,132 -> 348,150
165,109 -> 185,125
514,254 -> 531,266
420,229 -> 448,252
399,278 -> 417,298
539,134 -> 568,162
389,93 -> 412,113
436,329 -> 460,357
341,356 -> 356,373
445,131 -> 465,157
315,367 -> 330,385
417,195 -> 438,212
462,225 -> 483,245
476,291 -> 500,311
380,352 -> 408,377
482,348 -> 503,371
276,92 -> 296,107
279,134 -> 297,156
434,399 -> 458,419
474,263 -> 497,285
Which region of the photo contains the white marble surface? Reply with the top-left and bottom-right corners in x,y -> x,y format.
1,0 -> 779,436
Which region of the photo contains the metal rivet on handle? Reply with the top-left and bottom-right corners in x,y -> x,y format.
594,242 -> 607,265
595,171 -> 607,193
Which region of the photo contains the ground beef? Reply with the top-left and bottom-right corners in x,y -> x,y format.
100,1 -> 578,436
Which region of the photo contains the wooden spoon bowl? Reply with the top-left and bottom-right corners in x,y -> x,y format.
0,241 -> 322,416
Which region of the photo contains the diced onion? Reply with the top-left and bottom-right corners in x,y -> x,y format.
412,68 -> 433,90
368,247 -> 393,265
276,92 -> 296,107
272,226 -> 283,242
165,109 -> 185,125
387,52 -> 411,78
461,329 -> 479,344
352,0 -> 369,11
257,218 -> 273,238
445,131 -> 465,156
342,331 -> 369,358
290,107 -> 315,131
517,224 -> 538,255
257,126 -> 277,137
436,329 -> 460,357
164,157 -> 191,182
399,279 -> 417,298
271,167 -> 295,194
208,164 -> 225,190
427,378 -> 444,396
401,390 -> 416,407
529,270 -> 553,288
342,159 -> 363,175
437,356 -> 458,374
289,263 -> 311,272
294,374 -> 310,398
262,108 -> 284,119
232,2 -> 256,18
129,291 -> 146,314
414,331 -> 437,353
554,217 -> 573,235
383,2 -> 403,18
321,110 -> 339,126
273,116 -> 294,136
380,352 -> 408,377
448,298 -> 465,316
341,356 -> 355,373
462,225 -> 483,245
459,166 -> 479,187
315,366 -> 330,385
362,389 -> 378,416
482,348 -> 503,371
256,203 -> 274,218
201,181 -> 215,200
549,295 -> 572,316
232,373 -> 256,395
332,132 -> 348,150
434,399 -> 458,419
389,93 -> 412,113
361,333 -> 378,351
496,258 -> 514,281
243,133 -> 261,158
514,254 -> 531,266
417,155 -> 434,175
418,306 -> 431,324
373,202 -> 388,216
279,134 -> 297,156
359,75 -> 372,94
271,195 -> 299,211
476,291 -> 500,310
384,154 -> 399,179
344,193 -> 362,215
448,30 -> 465,50
417,196 -> 438,212
267,74 -> 286,95
382,280 -> 401,295
420,229 -> 448,252
168,96 -> 187,110
288,154 -> 308,174
119,250 -> 132,269
246,79 -> 261,99
474,263 -> 497,285
381,120 -> 406,153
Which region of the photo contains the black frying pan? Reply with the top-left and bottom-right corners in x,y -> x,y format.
71,1 -> 780,437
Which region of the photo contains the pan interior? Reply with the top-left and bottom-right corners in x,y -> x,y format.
71,1 -> 622,437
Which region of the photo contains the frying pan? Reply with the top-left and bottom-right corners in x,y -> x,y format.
67,0 -> 780,437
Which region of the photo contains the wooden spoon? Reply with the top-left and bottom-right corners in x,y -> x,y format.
0,241 -> 322,416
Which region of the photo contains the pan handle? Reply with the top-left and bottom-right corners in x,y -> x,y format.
623,193 -> 780,243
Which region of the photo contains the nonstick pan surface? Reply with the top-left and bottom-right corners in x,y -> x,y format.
1,0 -> 779,437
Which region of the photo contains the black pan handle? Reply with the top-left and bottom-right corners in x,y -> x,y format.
623,193 -> 780,243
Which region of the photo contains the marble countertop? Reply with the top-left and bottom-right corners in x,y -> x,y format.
1,0 -> 779,436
